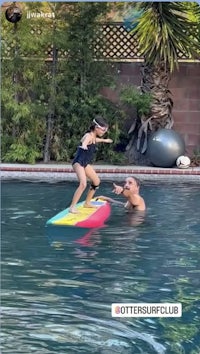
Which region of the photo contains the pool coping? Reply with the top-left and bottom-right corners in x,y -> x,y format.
1,163 -> 200,182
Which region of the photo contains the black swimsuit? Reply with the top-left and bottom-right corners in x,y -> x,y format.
72,143 -> 96,167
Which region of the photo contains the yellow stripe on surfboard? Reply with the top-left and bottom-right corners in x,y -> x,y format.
52,199 -> 105,226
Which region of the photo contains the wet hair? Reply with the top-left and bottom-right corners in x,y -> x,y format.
132,176 -> 141,187
88,115 -> 108,132
134,177 -> 141,187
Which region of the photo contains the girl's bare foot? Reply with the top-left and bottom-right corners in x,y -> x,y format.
69,207 -> 79,214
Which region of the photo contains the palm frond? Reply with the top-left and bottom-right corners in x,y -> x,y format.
131,2 -> 200,72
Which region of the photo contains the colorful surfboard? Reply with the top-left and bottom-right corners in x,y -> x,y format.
46,198 -> 111,228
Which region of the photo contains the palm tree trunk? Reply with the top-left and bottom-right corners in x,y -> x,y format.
140,61 -> 174,131
125,61 -> 175,165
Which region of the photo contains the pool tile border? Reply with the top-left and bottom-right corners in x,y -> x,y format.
1,164 -> 200,183
1,165 -> 200,175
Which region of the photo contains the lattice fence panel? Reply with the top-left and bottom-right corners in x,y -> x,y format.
93,23 -> 198,61
2,22 -> 197,61
93,23 -> 142,60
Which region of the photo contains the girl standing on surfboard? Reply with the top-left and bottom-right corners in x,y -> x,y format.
69,116 -> 113,213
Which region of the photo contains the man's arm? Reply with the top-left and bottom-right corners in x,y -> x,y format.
96,195 -> 124,205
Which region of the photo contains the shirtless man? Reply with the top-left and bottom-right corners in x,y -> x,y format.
113,176 -> 146,211
98,176 -> 146,211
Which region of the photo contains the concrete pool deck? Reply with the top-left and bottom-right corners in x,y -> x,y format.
1,163 -> 200,183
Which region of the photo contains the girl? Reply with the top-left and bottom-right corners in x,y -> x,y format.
69,116 -> 113,213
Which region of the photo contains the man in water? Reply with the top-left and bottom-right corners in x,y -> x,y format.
98,176 -> 146,211
113,176 -> 146,211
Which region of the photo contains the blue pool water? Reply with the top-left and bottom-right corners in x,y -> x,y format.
1,180 -> 200,354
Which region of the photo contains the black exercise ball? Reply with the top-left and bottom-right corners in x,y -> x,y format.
147,129 -> 185,168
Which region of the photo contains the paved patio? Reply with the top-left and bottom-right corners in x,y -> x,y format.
1,163 -> 200,183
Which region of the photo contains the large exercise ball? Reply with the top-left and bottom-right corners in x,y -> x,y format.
147,129 -> 185,168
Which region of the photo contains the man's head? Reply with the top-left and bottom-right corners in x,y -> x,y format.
124,176 -> 141,194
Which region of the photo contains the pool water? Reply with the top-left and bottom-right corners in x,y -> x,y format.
1,181 -> 200,354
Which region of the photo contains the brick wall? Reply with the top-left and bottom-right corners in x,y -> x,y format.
101,62 -> 200,156
170,63 -> 200,155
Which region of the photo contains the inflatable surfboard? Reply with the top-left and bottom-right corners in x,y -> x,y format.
46,198 -> 111,228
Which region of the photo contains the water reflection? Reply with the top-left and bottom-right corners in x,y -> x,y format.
46,225 -> 103,248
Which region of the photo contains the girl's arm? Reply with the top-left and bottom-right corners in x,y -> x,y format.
96,138 -> 113,143
80,133 -> 92,149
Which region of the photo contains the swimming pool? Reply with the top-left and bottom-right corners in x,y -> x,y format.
1,181 -> 200,354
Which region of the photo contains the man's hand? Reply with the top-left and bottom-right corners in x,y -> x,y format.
112,183 -> 124,195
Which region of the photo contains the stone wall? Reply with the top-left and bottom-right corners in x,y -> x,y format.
101,62 -> 200,156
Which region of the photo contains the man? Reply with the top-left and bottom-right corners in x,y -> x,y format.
98,176 -> 146,211
113,176 -> 146,211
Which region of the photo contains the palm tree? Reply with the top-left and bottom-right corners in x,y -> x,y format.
128,2 -> 200,155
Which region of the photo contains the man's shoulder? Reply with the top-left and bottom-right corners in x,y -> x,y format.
129,193 -> 140,202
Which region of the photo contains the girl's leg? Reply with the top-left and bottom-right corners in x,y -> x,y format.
69,163 -> 87,213
84,164 -> 100,207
